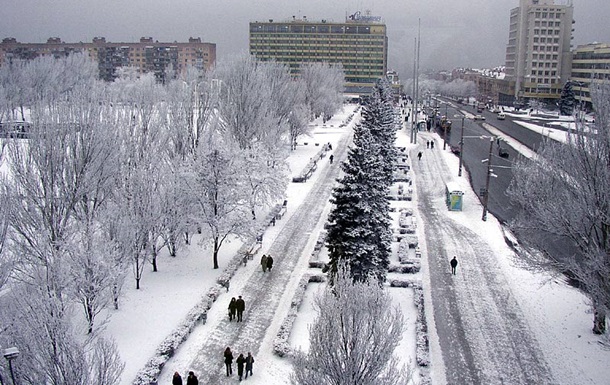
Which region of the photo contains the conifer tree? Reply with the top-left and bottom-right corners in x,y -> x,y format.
326,80 -> 395,284
559,81 -> 576,116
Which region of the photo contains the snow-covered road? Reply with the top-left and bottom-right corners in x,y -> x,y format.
413,132 -> 557,385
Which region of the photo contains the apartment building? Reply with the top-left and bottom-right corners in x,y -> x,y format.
503,0 -> 574,103
0,36 -> 216,82
570,43 -> 610,109
249,12 -> 388,94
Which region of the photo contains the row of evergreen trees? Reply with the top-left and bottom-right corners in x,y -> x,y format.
326,79 -> 399,284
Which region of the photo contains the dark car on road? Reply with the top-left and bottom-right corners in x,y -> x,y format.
498,147 -> 509,158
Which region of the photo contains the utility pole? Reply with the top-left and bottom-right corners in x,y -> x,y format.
458,116 -> 465,176
411,37 -> 417,143
482,136 -> 494,221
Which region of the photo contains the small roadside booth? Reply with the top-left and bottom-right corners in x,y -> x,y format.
445,181 -> 464,211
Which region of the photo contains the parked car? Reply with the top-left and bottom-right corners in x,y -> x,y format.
497,112 -> 506,120
473,114 -> 486,121
450,145 -> 461,155
498,147 -> 509,158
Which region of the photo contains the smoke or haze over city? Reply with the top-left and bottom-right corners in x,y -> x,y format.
1,0 -> 608,77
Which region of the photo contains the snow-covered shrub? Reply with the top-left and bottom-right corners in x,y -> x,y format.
273,274 -> 312,357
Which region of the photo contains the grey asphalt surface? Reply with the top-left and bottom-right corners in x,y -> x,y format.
412,132 -> 558,385
182,130 -> 353,385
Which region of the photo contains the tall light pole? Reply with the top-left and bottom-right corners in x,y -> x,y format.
3,347 -> 19,385
458,115 -> 465,177
482,137 -> 494,221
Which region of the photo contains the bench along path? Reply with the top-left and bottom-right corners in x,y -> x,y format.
173,130 -> 352,385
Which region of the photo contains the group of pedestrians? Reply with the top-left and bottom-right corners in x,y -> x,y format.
260,254 -> 274,272
426,140 -> 435,149
228,296 -> 246,322
171,371 -> 198,385
224,347 -> 255,381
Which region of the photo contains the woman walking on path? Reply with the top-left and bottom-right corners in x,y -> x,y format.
450,256 -> 458,275
172,372 -> 183,385
186,371 -> 198,385
224,347 -> 234,376
266,255 -> 274,272
236,353 -> 246,380
228,298 -> 237,321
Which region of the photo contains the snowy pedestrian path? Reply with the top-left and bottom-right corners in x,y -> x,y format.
159,130 -> 353,384
413,132 -> 557,385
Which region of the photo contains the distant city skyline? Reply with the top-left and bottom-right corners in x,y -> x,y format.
1,0 -> 608,79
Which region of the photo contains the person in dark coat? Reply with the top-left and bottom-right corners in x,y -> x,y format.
186,371 -> 198,385
329,154 -> 334,164
430,141 -> 434,149
261,254 -> 268,273
236,353 -> 246,380
228,297 -> 237,321
450,256 -> 458,275
245,352 -> 255,378
236,296 -> 245,322
224,347 -> 234,376
266,255 -> 274,272
172,372 -> 183,385
417,151 -> 422,161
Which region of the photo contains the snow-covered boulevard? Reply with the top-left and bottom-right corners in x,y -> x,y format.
146,106 -> 610,385
155,130 -> 354,384
412,131 -> 555,385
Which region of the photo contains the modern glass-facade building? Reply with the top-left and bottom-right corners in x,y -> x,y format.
249,14 -> 388,94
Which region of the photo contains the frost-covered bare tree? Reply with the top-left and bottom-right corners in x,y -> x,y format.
291,265 -> 412,385
0,182 -> 12,291
182,131 -> 252,269
110,73 -> 169,287
0,283 -> 124,385
508,83 -> 610,334
213,54 -> 276,150
300,62 -> 344,121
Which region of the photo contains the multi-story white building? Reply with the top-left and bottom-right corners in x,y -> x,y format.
503,0 -> 574,104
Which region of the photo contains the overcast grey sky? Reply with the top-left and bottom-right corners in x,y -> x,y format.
1,0 -> 608,79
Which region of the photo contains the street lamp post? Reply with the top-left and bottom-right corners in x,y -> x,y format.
458,116 -> 465,177
481,137 -> 494,221
3,347 -> 19,385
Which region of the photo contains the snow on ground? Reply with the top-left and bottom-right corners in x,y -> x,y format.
105,103 -> 610,385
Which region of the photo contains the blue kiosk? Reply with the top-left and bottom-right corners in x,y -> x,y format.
445,181 -> 464,211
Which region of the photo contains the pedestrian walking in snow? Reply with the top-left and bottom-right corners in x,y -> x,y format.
417,151 -> 422,161
245,352 -> 255,378
426,140 -> 430,149
186,371 -> 199,385
261,254 -> 268,272
172,372 -> 183,385
236,296 -> 245,322
430,141 -> 435,149
266,255 -> 274,272
329,154 -> 334,164
228,297 -> 237,321
224,347 -> 234,376
236,353 -> 246,380
450,256 -> 458,275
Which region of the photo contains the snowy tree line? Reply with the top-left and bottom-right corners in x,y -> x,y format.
0,52 -> 344,384
403,76 -> 477,100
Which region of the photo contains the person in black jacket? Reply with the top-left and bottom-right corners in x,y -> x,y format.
224,347 -> 234,376
186,371 -> 198,385
172,372 -> 183,385
228,297 -> 237,321
266,255 -> 274,272
236,353 -> 246,380
450,256 -> 458,275
236,296 -> 245,322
